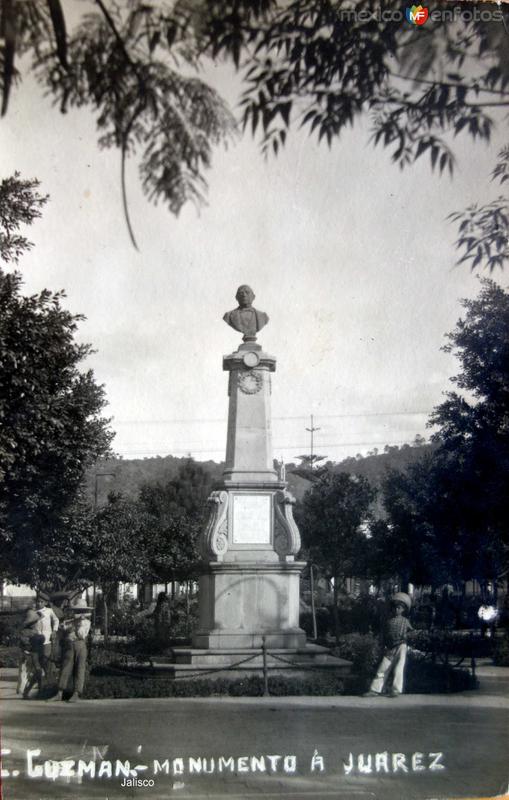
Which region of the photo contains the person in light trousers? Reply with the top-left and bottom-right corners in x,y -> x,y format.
47,605 -> 92,702
364,592 -> 413,698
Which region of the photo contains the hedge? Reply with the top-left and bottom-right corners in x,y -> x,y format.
83,672 -> 346,700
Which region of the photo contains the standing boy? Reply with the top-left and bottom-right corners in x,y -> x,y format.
364,592 -> 413,698
47,604 -> 92,703
18,609 -> 46,698
34,595 -> 60,674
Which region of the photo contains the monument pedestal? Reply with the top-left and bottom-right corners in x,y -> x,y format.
193,560 -> 306,649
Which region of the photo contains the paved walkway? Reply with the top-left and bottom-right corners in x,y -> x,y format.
1,664 -> 508,800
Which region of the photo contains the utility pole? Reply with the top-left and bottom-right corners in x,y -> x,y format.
296,415 -> 326,478
306,415 -> 320,466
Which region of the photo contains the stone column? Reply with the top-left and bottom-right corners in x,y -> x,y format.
223,343 -> 277,484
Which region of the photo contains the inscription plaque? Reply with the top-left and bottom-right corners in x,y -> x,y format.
232,494 -> 271,544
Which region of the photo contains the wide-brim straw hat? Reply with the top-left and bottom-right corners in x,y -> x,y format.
69,605 -> 93,615
23,609 -> 40,627
391,592 -> 412,611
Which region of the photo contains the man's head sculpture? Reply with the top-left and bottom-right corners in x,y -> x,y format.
223,285 -> 269,342
235,285 -> 255,308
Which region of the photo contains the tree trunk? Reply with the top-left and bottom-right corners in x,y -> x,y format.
310,565 -> 317,640
103,593 -> 109,647
185,581 -> 190,637
333,578 -> 340,644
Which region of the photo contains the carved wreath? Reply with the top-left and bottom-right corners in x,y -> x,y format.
238,371 -> 263,394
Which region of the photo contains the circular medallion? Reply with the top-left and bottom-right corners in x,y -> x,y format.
243,351 -> 260,368
239,371 -> 263,394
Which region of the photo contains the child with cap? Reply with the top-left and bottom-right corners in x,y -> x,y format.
18,609 -> 46,699
364,592 -> 413,698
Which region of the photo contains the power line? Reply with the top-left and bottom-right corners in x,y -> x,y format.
115,438 -> 425,457
112,409 -> 432,425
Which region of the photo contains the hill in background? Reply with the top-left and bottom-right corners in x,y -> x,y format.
85,441 -> 432,508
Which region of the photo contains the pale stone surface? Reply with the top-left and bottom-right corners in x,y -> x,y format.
223,346 -> 277,483
193,562 -> 306,650
232,493 -> 271,544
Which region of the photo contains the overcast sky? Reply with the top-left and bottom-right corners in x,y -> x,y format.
1,49 -> 506,464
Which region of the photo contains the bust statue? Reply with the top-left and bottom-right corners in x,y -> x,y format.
223,285 -> 269,341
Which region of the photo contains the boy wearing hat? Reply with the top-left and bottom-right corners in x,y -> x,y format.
47,604 -> 92,703
18,609 -> 46,698
364,592 -> 413,698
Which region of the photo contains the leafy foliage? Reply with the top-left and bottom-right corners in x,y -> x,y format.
84,670 -> 347,699
0,173 -> 48,264
375,279 -> 509,588
299,471 -> 375,580
430,278 -> 508,448
298,470 -> 375,639
138,458 -> 213,583
2,0 -> 236,246
449,148 -> 509,272
89,493 -> 152,590
201,1 -> 505,167
0,269 -> 114,585
2,1 -> 509,253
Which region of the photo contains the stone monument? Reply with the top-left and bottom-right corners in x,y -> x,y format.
171,287 -> 350,677
192,285 -> 306,650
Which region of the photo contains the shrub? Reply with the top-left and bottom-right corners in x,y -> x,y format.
494,634 -> 509,666
406,652 -> 477,693
107,598 -> 141,637
409,629 -> 494,659
0,612 -> 24,646
332,632 -> 477,694
131,619 -> 170,655
301,597 -> 385,640
299,612 -> 314,637
83,670 -> 346,700
334,596 -> 384,635
332,633 -> 381,677
0,644 -> 20,667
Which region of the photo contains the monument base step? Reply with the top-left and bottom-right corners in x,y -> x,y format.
145,644 -> 352,681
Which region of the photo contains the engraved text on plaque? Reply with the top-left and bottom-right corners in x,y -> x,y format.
232,494 -> 271,544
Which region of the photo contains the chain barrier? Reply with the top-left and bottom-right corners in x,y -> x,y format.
91,650 -> 262,681
88,630 -> 479,701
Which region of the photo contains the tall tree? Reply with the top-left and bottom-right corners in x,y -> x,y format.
139,458 -> 213,585
378,279 -> 509,591
298,470 -> 375,640
376,455 -> 464,590
0,180 -> 114,586
0,173 -> 48,264
89,493 -> 151,643
12,496 -> 95,594
429,278 -> 509,586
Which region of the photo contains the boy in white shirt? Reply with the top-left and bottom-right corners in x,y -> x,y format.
34,596 -> 59,674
